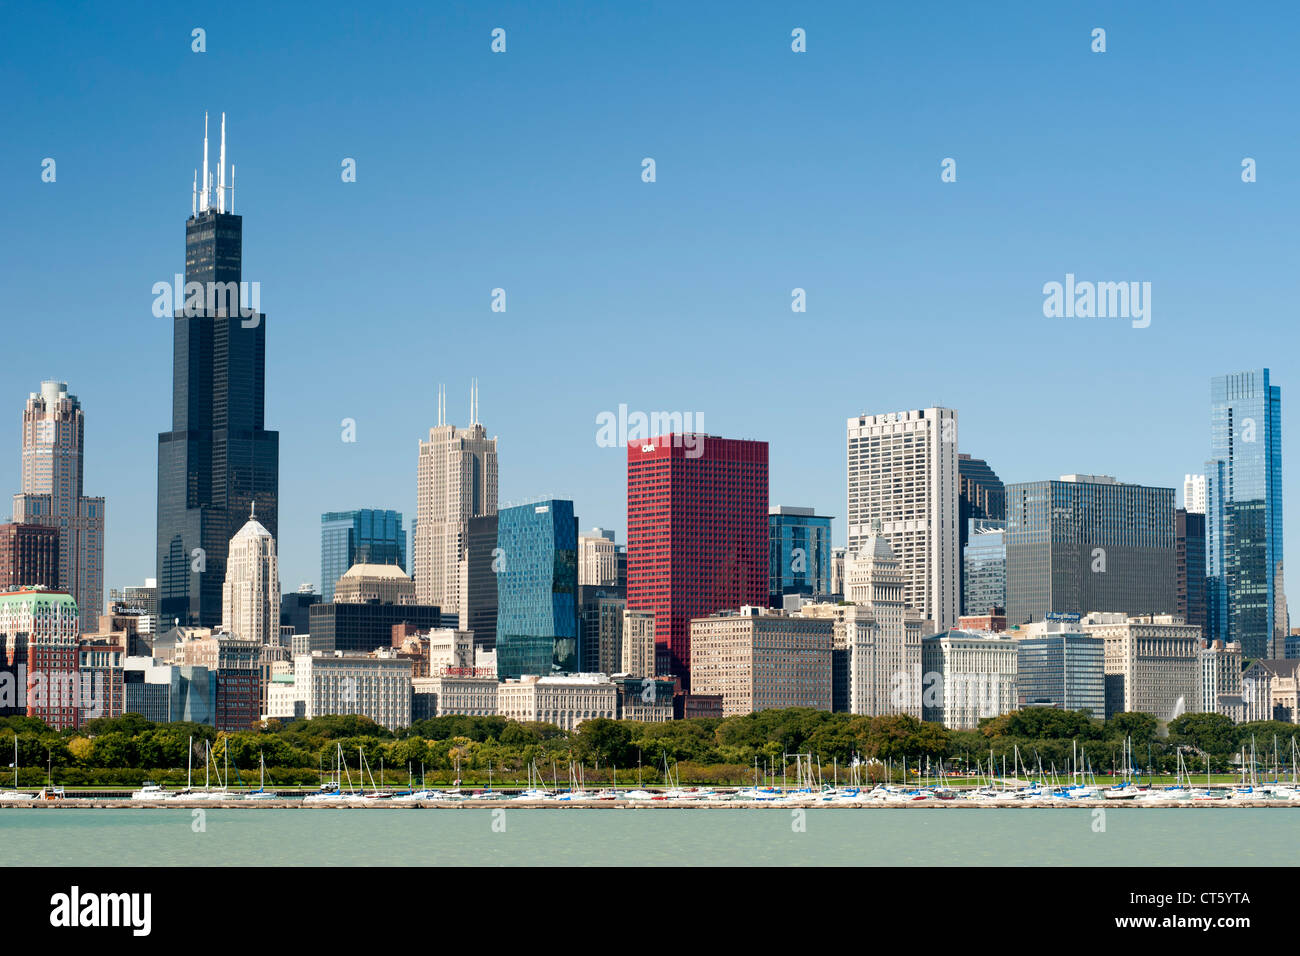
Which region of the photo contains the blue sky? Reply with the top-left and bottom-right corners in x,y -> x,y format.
3,1 -> 1297,603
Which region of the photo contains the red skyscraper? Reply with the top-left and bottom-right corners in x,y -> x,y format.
627,434 -> 768,688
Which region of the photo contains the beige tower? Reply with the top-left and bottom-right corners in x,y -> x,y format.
413,382 -> 498,624
843,530 -> 926,717
12,381 -> 105,631
847,407 -> 959,630
222,504 -> 280,645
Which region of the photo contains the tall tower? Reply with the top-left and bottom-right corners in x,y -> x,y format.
626,434 -> 768,688
157,114 -> 279,629
12,381 -> 105,630
847,408 -> 959,630
413,382 -> 498,625
222,504 -> 280,645
1206,368 -> 1284,658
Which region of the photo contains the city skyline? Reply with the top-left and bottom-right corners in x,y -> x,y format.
5,4 -> 1298,610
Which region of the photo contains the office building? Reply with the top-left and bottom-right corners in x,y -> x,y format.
690,607 -> 833,717
319,509 -> 406,603
123,657 -> 217,725
1005,475 -> 1176,626
172,629 -> 262,730
578,528 -> 625,588
921,629 -> 1018,729
497,673 -> 617,730
1206,369 -> 1286,658
768,505 -> 833,606
1014,621 -> 1106,716
1176,509 -> 1208,637
957,453 -> 1005,614
1079,613 -> 1202,720
157,116 -> 279,629
627,434 -> 768,687
962,518 -> 1006,616
621,609 -> 656,679
0,586 -> 81,729
1200,639 -> 1244,719
413,383 -> 498,625
847,408 -> 960,630
308,600 -> 441,655
577,586 -> 625,675
411,673 -> 499,720
0,523 -> 59,593
292,651 -> 412,731
11,381 -> 105,631
464,514 -> 499,652
1184,474 -> 1208,514
495,499 -> 579,679
332,563 -> 416,606
1241,659 -> 1300,723
118,578 -> 159,636
280,585 -> 319,636
614,676 -> 675,721
221,505 -> 280,645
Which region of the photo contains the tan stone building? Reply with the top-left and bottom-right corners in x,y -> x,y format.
690,607 -> 832,717
1081,613 -> 1201,719
621,609 -> 655,678
497,673 -> 617,730
333,563 -> 416,606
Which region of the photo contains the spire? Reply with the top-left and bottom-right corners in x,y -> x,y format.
200,112 -> 209,212
250,500 -> 256,520
218,112 -> 226,214
192,170 -> 197,217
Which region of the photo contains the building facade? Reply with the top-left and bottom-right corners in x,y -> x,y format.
0,523 -> 59,593
495,499 -> 579,679
621,609 -> 655,679
221,507 -> 280,645
332,563 -> 416,606
497,673 -> 617,730
157,120 -> 279,629
627,434 -> 769,687
921,630 -> 1018,729
847,408 -> 959,631
962,518 -> 1006,616
768,505 -> 833,607
11,382 -> 105,631
1080,613 -> 1203,720
1005,475 -> 1176,626
308,601 -> 441,655
690,608 -> 833,717
1205,368 -> 1286,659
0,586 -> 81,729
320,509 -> 406,603
294,652 -> 413,731
1014,623 -> 1106,716
1176,508 -> 1208,638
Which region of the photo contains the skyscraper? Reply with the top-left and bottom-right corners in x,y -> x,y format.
320,509 -> 406,602
1176,508 -> 1207,638
627,434 -> 768,688
1005,475 -> 1176,625
413,383 -> 497,626
768,505 -> 833,606
1206,368 -> 1285,658
957,453 -> 1005,614
222,505 -> 280,645
157,114 -> 278,629
962,518 -> 1007,615
847,408 -> 959,630
11,382 -> 105,630
1183,474 -> 1208,514
495,499 -> 578,679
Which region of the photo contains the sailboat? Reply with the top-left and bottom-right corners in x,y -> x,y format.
303,744 -> 357,803
191,739 -> 230,800
0,736 -> 33,801
356,746 -> 392,800
244,752 -> 277,800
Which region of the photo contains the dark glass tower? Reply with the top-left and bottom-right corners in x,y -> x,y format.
157,115 -> 279,629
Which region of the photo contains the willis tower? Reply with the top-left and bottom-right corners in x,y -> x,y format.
157,113 -> 279,629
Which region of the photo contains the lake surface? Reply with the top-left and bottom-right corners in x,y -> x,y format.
0,807 -> 1292,866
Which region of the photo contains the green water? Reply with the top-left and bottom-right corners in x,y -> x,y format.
0,808 -> 1294,866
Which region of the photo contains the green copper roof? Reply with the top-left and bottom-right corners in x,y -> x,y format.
0,586 -> 79,612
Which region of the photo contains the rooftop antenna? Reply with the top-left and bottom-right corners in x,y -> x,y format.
437,384 -> 445,427
192,170 -> 197,217
230,164 -> 235,214
250,500 -> 256,519
217,112 -> 226,214
200,112 -> 210,212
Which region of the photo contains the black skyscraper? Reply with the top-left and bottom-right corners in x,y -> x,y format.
157,114 -> 279,628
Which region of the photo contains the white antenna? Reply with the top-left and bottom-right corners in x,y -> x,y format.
230,164 -> 235,213
217,112 -> 226,213
192,170 -> 197,217
437,384 -> 445,427
201,112 -> 209,212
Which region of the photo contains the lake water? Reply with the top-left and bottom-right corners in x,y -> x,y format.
0,807 -> 1292,866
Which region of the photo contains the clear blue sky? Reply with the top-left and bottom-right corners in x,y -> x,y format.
3,1 -> 1297,605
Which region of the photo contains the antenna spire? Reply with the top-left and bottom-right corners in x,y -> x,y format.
218,112 -> 226,213
200,112 -> 209,212
192,170 -> 197,217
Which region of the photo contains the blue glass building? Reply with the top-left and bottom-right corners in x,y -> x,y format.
320,509 -> 406,602
962,518 -> 1006,615
1206,369 -> 1284,658
768,506 -> 833,605
496,499 -> 578,679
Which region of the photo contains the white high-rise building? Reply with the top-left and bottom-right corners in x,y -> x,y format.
847,407 -> 959,629
413,382 -> 498,623
221,505 -> 280,645
578,528 -> 622,587
1183,474 -> 1207,514
840,534 -> 927,717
